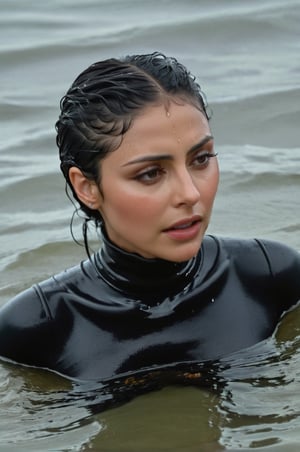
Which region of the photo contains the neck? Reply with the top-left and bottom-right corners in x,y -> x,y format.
93,228 -> 201,301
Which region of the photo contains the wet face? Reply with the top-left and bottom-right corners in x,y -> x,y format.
95,100 -> 219,262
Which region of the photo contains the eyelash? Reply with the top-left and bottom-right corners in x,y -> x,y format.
192,151 -> 218,168
134,151 -> 218,184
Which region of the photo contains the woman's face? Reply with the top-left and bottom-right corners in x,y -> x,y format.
96,100 -> 219,262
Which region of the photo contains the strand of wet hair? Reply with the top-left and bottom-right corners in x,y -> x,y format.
65,183 -> 94,260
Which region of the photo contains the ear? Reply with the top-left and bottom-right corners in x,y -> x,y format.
68,167 -> 102,210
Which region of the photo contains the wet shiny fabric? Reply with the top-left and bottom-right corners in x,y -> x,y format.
0,234 -> 299,382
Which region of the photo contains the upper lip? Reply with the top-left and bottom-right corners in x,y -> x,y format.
164,215 -> 202,231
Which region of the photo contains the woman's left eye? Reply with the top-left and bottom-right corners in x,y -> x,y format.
192,151 -> 218,168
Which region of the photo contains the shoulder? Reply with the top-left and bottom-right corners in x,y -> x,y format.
0,258 -> 94,332
204,235 -> 267,270
0,259 -> 96,366
0,285 -> 49,328
254,239 -> 300,276
207,235 -> 300,272
0,284 -> 52,365
207,235 -> 300,302
254,239 -> 300,297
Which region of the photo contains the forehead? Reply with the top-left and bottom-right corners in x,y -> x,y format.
121,101 -> 210,151
98,100 -> 211,171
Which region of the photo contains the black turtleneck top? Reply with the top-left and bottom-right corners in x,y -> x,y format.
0,234 -> 299,382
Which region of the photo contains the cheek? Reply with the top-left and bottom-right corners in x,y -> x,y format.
107,192 -> 163,224
198,165 -> 219,204
209,162 -> 219,195
210,173 -> 219,199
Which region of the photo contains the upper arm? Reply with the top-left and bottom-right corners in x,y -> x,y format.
257,239 -> 300,309
0,286 -> 52,366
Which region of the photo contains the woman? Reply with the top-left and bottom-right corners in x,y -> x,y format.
0,52 -> 299,383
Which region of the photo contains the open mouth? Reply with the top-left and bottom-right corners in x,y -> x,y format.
163,218 -> 202,241
170,220 -> 198,231
164,217 -> 201,232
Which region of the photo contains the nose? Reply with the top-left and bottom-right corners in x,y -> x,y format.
172,168 -> 201,207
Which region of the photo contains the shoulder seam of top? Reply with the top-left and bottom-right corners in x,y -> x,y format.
254,238 -> 275,279
33,284 -> 53,321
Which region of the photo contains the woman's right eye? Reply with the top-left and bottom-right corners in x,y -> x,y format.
134,167 -> 165,184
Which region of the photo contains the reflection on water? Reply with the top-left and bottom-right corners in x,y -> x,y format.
219,335 -> 300,449
0,365 -> 101,451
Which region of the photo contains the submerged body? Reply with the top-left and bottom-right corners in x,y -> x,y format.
0,232 -> 299,382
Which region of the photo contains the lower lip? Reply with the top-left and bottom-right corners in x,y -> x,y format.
164,221 -> 202,241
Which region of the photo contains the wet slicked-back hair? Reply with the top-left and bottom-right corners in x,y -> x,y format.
56,52 -> 209,231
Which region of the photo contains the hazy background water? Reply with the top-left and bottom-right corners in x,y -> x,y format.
0,0 -> 299,450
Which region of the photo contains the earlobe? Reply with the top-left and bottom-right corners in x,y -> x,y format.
68,167 -> 102,209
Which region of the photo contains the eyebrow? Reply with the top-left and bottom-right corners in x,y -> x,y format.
122,135 -> 214,166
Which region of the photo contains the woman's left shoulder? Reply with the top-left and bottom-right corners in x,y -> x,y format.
212,235 -> 299,265
212,235 -> 300,287
253,238 -> 300,276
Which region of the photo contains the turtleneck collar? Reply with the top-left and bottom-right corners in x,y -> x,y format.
93,228 -> 201,299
